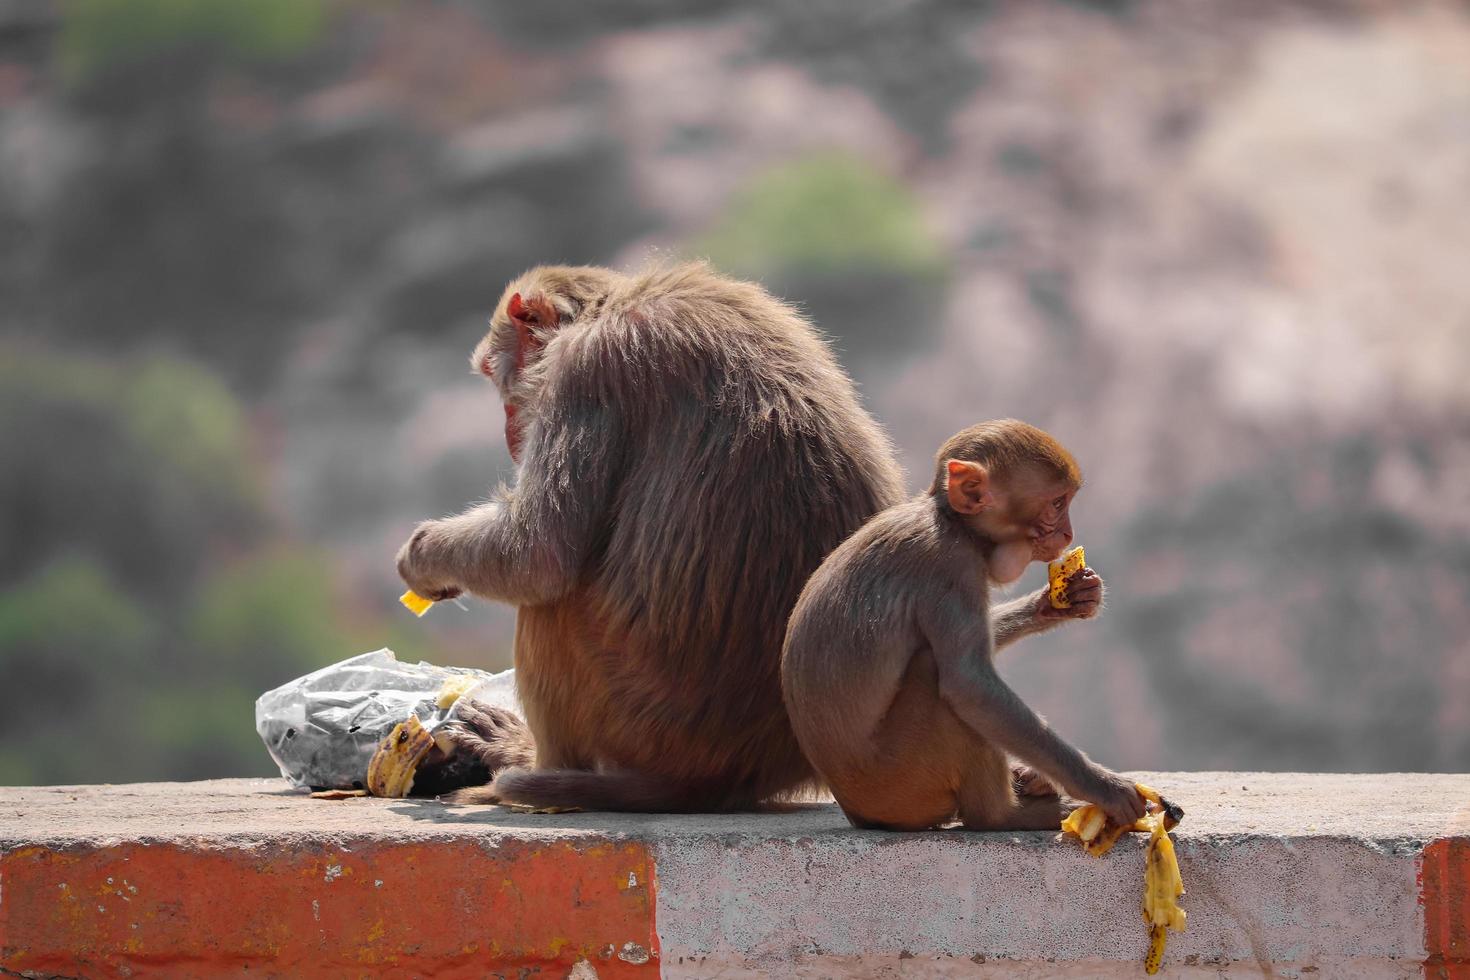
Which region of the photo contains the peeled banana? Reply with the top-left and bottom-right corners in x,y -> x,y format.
1060,782 -> 1186,975
366,714 -> 435,798
1047,546 -> 1087,609
435,674 -> 479,709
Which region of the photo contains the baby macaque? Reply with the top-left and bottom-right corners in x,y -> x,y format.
781,419 -> 1144,831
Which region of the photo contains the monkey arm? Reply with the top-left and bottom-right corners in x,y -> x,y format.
922,591 -> 1107,801
990,588 -> 1062,652
993,565 -> 1106,651
397,367 -> 622,608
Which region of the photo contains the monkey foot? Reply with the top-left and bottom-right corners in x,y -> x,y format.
1012,764 -> 1058,797
439,698 -> 537,773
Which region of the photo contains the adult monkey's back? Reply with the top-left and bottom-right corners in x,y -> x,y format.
396,262 -> 905,811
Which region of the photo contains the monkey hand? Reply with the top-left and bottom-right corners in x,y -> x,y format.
1034,567 -> 1105,620
1034,567 -> 1104,622
395,521 -> 466,602
1079,766 -> 1148,826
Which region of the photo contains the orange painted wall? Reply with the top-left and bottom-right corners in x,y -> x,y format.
1,838 -> 659,979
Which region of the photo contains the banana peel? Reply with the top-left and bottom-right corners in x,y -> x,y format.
1141,810 -> 1186,973
1061,782 -> 1186,975
1047,546 -> 1086,609
366,714 -> 435,798
362,676 -> 482,798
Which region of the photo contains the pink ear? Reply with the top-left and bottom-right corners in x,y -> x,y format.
946,460 -> 992,514
507,292 -> 526,321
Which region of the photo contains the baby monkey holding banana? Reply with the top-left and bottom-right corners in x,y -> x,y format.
781,418 -> 1146,831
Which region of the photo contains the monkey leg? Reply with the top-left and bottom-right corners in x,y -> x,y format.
959,743 -> 1071,831
824,653 -> 974,831
828,722 -> 969,829
510,601 -> 605,770
834,787 -> 957,832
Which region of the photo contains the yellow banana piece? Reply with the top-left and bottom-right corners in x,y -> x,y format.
366,714 -> 435,798
1060,782 -> 1186,974
1047,546 -> 1086,609
400,590 -> 434,616
435,674 -> 479,709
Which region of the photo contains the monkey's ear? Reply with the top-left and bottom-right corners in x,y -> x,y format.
945,460 -> 993,515
506,292 -> 557,359
507,291 -> 558,327
507,292 -> 529,322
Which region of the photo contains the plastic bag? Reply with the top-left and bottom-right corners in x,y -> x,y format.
254,648 -> 519,791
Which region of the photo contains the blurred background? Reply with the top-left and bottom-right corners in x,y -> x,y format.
2,0 -> 1467,785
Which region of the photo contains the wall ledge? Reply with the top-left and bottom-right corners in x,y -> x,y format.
2,772 -> 1466,978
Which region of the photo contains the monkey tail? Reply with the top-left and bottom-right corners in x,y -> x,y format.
450,766 -> 755,813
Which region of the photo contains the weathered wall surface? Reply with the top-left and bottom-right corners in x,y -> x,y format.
2,773 -> 1465,978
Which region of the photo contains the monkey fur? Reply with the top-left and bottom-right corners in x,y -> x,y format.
398,262 -> 905,811
780,420 -> 1142,831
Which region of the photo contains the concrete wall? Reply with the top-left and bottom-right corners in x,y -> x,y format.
2,772 -> 1466,978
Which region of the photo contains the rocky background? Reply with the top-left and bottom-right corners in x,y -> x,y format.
2,0 -> 1467,783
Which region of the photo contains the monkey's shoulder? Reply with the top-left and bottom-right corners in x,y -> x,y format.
850,497 -> 974,561
803,499 -> 970,610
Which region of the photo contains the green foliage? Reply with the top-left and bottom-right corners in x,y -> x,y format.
699,153 -> 945,281
189,550 -> 361,693
137,683 -> 283,779
60,0 -> 328,82
695,154 -> 950,372
0,350 -> 417,785
0,351 -> 257,500
0,558 -> 157,783
122,359 -> 260,501
0,558 -> 154,703
0,350 -> 261,597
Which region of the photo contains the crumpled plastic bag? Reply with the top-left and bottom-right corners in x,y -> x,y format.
254,648 -> 519,791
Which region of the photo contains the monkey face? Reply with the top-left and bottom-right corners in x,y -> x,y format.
975,469 -> 1076,566
1021,483 -> 1075,563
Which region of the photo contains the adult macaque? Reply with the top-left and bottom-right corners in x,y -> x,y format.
781,419 -> 1142,831
397,263 -> 904,810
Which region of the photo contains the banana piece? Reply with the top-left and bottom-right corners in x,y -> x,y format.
1060,782 -> 1186,974
366,714 -> 435,798
1047,546 -> 1086,609
400,590 -> 434,616
435,674 -> 479,709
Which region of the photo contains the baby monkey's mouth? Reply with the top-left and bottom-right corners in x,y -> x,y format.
1032,535 -> 1072,562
